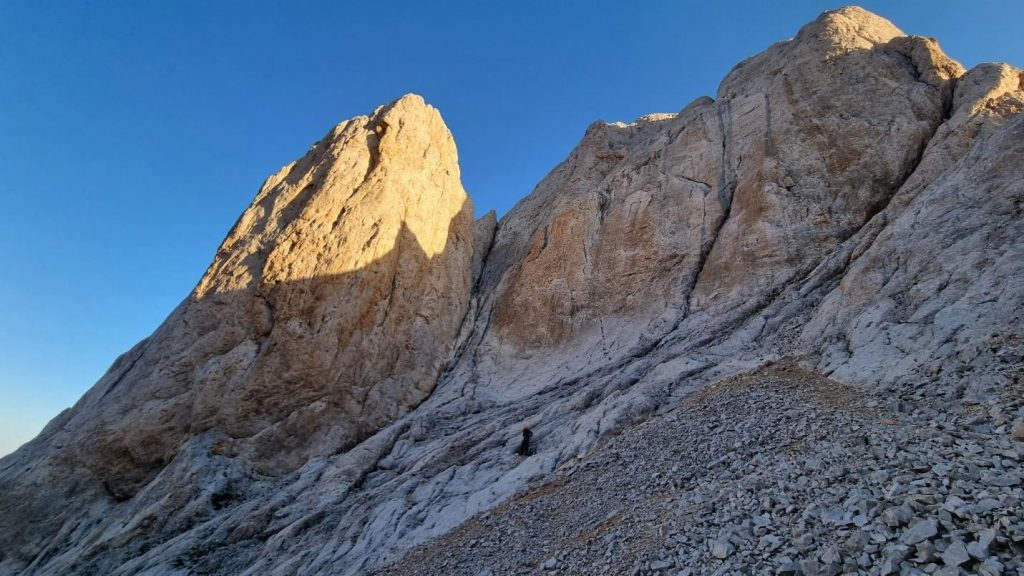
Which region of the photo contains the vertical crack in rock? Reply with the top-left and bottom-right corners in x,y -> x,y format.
687,100 -> 736,314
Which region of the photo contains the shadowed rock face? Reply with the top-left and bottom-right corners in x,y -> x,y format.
1,7 -> 1023,576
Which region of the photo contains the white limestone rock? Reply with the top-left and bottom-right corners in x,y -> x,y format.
1,7 -> 1022,576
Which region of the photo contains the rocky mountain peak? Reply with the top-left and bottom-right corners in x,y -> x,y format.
808,5 -> 906,45
2,7 -> 1022,576
0,92 -> 476,566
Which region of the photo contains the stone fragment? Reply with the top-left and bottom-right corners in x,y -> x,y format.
711,538 -> 734,559
879,545 -> 909,575
799,558 -> 822,576
648,559 -> 672,570
901,519 -> 939,545
967,529 -> 997,559
883,506 -> 913,527
1012,422 -> 1024,442
978,557 -> 1005,576
941,540 -> 970,566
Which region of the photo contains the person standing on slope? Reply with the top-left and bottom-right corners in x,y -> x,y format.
517,426 -> 533,456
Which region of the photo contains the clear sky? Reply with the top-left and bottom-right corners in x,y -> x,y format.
1,1 -> 1021,457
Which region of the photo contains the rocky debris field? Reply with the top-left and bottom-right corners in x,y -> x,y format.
377,358 -> 1024,576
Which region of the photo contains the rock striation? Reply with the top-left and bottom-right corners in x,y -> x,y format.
1,6 -> 1022,576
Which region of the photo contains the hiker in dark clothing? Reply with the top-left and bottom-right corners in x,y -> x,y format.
517,426 -> 533,456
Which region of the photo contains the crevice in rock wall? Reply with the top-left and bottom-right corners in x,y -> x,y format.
675,175 -> 713,190
474,227 -> 498,292
102,479 -> 132,503
444,215 -> 500,379
686,101 -> 736,315
238,296 -> 276,390
941,76 -> 958,123
97,338 -> 153,401
339,423 -> 410,495
596,188 -> 611,224
763,94 -> 775,156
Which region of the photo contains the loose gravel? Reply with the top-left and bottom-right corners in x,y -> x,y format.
375,360 -> 1024,576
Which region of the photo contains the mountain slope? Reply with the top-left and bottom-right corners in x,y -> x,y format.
1,7 -> 1022,576
376,359 -> 1023,575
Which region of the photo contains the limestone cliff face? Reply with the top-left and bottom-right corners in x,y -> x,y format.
689,8 -> 963,310
452,6 -> 967,399
92,94 -> 473,485
1,7 -> 1022,576
0,94 -> 474,571
800,62 -> 1024,390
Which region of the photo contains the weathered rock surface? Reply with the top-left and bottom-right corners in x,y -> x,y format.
1,6 -> 1022,576
0,94 -> 475,572
453,6 -> 966,402
471,209 -> 498,285
378,361 -> 1024,576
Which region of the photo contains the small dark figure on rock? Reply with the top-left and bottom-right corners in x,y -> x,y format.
517,426 -> 533,456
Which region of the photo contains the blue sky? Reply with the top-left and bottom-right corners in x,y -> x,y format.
1,1 -> 1021,456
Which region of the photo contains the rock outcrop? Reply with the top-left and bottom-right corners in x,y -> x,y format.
0,94 -> 475,572
1,7 -> 1022,576
451,6 -> 966,404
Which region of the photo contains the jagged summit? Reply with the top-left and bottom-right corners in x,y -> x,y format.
811,5 -> 906,43
2,7 -> 1022,576
0,92 -> 475,569
201,92 -> 459,296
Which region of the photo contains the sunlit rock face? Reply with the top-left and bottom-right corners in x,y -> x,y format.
2,7 -> 1023,576
454,6 -> 965,399
99,94 -> 474,485
688,7 -> 963,310
174,93 -> 475,476
0,94 -> 474,571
